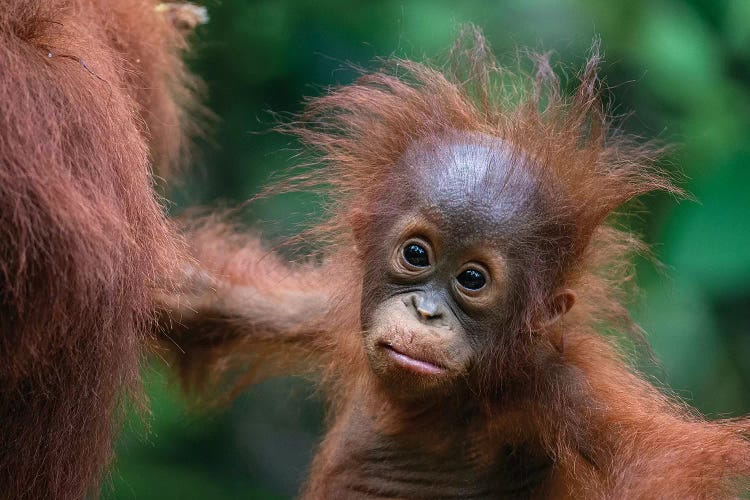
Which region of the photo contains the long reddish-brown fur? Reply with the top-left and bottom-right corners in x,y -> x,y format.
0,1 -> 197,498
160,27 -> 750,498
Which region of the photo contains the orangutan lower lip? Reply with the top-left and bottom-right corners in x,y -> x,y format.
380,344 -> 446,375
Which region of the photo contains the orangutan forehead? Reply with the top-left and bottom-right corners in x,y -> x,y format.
398,133 -> 541,227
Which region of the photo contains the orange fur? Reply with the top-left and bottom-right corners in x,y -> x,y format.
0,1 -> 197,497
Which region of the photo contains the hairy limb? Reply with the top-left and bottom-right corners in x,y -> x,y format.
537,333 -> 750,498
156,222 -> 357,398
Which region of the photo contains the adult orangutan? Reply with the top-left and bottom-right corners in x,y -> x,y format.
158,27 -> 750,499
0,1 -> 203,498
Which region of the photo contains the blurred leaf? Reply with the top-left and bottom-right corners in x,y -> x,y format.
725,0 -> 750,55
634,278 -> 745,415
666,151 -> 750,294
631,1 -> 722,104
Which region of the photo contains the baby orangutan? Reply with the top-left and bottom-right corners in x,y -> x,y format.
159,30 -> 750,498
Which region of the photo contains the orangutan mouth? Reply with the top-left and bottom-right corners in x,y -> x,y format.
380,342 -> 446,376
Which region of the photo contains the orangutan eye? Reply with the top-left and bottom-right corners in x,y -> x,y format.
403,243 -> 429,267
457,268 -> 485,290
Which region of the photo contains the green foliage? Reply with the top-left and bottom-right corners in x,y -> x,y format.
113,0 -> 750,497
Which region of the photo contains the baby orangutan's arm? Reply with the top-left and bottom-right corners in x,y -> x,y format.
156,222 -> 354,397
536,332 -> 750,498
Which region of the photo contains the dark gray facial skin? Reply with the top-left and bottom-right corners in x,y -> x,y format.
359,132 -> 544,400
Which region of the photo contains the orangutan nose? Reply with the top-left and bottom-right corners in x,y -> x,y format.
411,294 -> 443,320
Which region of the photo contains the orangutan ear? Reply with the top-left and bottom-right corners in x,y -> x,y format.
538,289 -> 576,330
348,208 -> 368,245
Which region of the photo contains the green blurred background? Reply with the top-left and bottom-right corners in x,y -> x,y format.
109,0 -> 750,498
